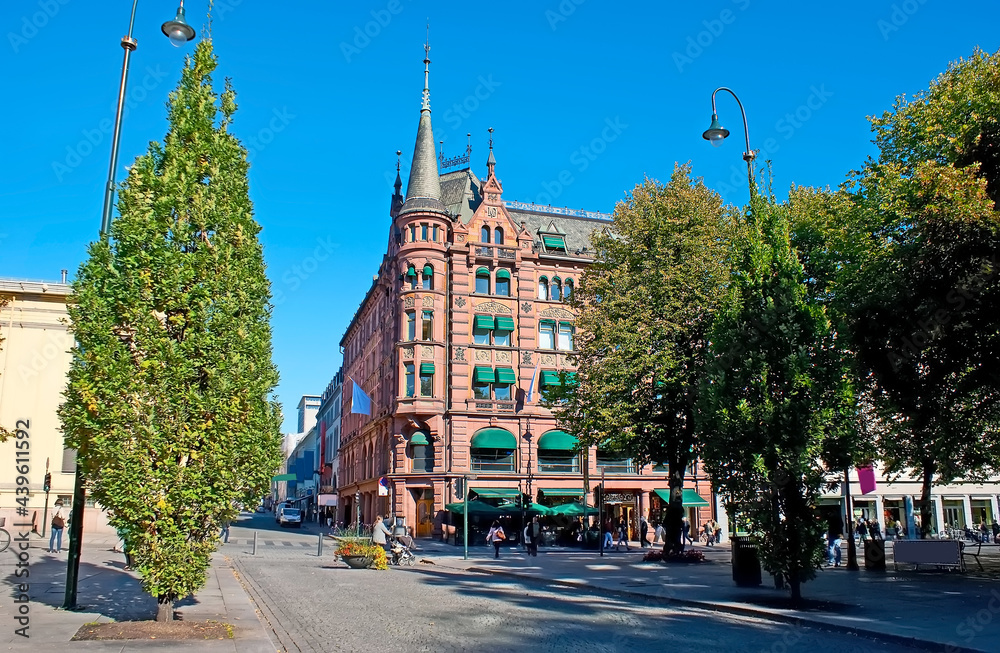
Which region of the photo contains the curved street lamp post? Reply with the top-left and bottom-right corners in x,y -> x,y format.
702,86 -> 756,196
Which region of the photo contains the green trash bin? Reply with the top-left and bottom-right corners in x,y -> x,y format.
731,535 -> 762,587
864,539 -> 886,571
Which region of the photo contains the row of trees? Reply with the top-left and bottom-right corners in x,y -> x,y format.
555,48 -> 1000,602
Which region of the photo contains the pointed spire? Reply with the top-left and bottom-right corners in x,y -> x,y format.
394,150 -> 402,195
402,36 -> 445,214
486,127 -> 496,176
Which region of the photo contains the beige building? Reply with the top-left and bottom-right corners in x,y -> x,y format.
0,278 -> 76,531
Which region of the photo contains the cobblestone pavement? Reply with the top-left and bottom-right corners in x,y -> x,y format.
226,530 -> 921,653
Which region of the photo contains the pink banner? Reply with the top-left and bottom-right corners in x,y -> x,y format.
858,464 -> 877,495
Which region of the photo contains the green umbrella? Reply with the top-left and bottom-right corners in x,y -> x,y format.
445,500 -> 503,516
550,502 -> 599,517
499,503 -> 554,516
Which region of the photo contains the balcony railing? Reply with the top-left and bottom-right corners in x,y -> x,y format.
537,458 -> 580,473
497,247 -> 516,259
475,246 -> 492,258
473,400 -> 516,413
471,459 -> 516,472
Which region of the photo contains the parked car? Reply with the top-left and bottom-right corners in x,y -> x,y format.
278,507 -> 302,528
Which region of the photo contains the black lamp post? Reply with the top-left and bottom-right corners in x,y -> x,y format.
64,0 -> 196,612
702,86 -> 756,197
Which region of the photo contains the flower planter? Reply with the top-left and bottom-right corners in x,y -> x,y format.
342,555 -> 373,569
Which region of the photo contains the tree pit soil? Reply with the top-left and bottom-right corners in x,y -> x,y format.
72,620 -> 233,641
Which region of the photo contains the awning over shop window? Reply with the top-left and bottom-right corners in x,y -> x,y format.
494,316 -> 515,332
474,315 -> 496,330
540,370 -> 561,386
470,428 -> 516,449
539,488 -> 585,498
474,366 -> 496,384
470,487 -> 521,499
272,473 -> 296,482
409,431 -> 430,445
653,488 -> 711,507
537,430 -> 578,451
495,367 -> 517,384
419,362 -> 435,375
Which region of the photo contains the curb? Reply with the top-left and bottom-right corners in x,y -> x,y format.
459,564 -> 986,653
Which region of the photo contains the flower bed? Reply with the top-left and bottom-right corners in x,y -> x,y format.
336,538 -> 388,570
642,549 -> 706,563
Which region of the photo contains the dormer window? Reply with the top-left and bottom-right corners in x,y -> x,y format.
542,235 -> 566,252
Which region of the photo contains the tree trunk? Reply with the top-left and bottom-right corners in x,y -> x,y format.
919,461 -> 936,539
662,460 -> 686,555
156,598 -> 174,622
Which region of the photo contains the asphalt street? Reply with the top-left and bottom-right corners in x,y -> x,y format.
225,514 -> 922,653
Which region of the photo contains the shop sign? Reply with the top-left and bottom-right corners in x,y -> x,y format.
602,492 -> 634,504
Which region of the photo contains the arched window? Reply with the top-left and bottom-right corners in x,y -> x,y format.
564,279 -> 574,300
470,428 -> 517,472
409,431 -> 434,472
494,227 -> 504,245
495,268 -> 510,296
481,225 -> 490,244
406,265 -> 417,290
552,276 -> 562,302
537,430 -> 580,473
537,276 -> 549,301
422,264 -> 433,290
475,267 -> 490,294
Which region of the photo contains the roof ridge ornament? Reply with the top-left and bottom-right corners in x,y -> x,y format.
421,28 -> 431,112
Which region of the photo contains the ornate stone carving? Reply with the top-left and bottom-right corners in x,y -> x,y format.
422,296 -> 434,307
455,296 -> 467,308
495,350 -> 511,363
404,297 -> 415,308
539,307 -> 574,319
474,300 -> 512,314
541,354 -> 556,365
521,302 -> 533,314
475,349 -> 491,362
457,234 -> 466,242
522,351 -> 533,365
402,346 -> 414,358
421,345 -> 433,357
454,347 -> 466,361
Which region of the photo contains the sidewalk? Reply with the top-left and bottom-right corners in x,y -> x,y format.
417,539 -> 1000,653
0,529 -> 274,652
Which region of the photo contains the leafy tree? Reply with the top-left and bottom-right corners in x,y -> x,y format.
699,192 -> 854,603
551,166 -> 731,554
59,39 -> 282,621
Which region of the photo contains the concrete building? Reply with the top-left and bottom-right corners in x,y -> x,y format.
335,51 -> 716,540
315,369 -> 343,519
275,395 -> 321,504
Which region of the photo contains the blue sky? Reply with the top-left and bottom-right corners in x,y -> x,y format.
3,0 -> 998,433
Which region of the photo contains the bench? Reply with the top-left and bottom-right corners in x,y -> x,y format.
892,539 -> 963,571
960,540 -> 983,571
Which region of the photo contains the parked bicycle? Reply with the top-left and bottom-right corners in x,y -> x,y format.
0,517 -> 11,553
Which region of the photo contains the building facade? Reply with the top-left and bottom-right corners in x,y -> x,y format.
335,53 -> 717,540
315,369 -> 343,518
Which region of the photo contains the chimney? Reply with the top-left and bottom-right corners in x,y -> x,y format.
60,269 -> 68,284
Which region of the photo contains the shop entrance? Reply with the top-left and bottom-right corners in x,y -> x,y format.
413,488 -> 435,538
603,492 -> 636,540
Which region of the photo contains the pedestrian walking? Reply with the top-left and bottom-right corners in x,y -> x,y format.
48,502 -> 66,553
371,514 -> 392,553
653,521 -> 666,544
713,519 -> 722,543
871,520 -> 883,540
639,516 -> 650,548
827,529 -> 843,567
702,521 -> 714,547
524,516 -> 541,557
682,517 -> 693,545
602,522 -> 613,549
616,518 -> 630,551
486,520 -> 506,559
220,518 -> 231,544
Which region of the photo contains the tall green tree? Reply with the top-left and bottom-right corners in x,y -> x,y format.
699,192 -> 854,603
59,39 -> 282,621
552,166 -> 731,553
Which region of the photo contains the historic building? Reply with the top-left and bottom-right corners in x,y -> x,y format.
335,49 -> 718,541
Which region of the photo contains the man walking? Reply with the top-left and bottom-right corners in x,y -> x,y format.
524,516 -> 541,557
639,515 -> 650,548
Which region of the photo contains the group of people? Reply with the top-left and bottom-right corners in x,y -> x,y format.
853,516 -> 884,542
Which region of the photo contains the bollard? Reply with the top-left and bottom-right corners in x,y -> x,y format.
317,532 -> 324,557
252,531 -> 258,556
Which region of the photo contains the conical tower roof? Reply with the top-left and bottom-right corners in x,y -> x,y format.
401,43 -> 445,215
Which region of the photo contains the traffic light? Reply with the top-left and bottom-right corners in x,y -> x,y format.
43,472 -> 51,493
594,484 -> 603,505
455,477 -> 464,498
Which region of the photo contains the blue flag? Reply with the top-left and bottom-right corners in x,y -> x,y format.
350,379 -> 371,416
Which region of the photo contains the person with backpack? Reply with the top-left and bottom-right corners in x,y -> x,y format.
48,502 -> 66,553
486,520 -> 506,559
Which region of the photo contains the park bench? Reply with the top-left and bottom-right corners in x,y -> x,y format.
892,539 -> 963,571
960,540 -> 983,571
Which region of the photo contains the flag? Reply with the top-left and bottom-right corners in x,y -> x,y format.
350,379 -> 371,415
525,362 -> 541,403
858,464 -> 877,495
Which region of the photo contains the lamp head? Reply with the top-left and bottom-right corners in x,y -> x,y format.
702,113 -> 730,148
162,3 -> 196,47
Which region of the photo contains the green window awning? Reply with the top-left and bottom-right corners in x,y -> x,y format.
476,267 -> 490,277
540,488 -> 585,498
419,362 -> 435,375
539,318 -> 556,326
410,431 -> 430,445
494,316 -> 515,332
540,370 -> 561,386
565,372 -> 579,387
473,366 -> 496,384
471,487 -> 521,499
470,428 -> 517,450
406,266 -> 416,277
495,367 -> 516,384
559,321 -> 574,329
423,264 -> 433,276
272,473 -> 296,482
653,488 -> 711,507
495,268 -> 511,280
474,315 -> 496,330
542,235 -> 566,250
537,430 -> 578,451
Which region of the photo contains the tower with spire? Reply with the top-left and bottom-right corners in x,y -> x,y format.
399,41 -> 446,217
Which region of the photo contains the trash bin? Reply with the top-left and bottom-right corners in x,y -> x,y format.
731,535 -> 762,587
864,539 -> 886,571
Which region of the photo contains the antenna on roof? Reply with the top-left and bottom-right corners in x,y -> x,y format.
396,150 -> 402,172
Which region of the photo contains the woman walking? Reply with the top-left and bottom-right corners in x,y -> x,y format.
486,520 -> 506,559
48,502 -> 66,553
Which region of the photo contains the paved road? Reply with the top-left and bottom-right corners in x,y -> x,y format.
225,515 -> 920,653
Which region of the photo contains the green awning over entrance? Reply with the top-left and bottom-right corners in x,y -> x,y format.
473,366 -> 496,383
653,488 -> 711,507
537,430 -> 578,451
495,367 -> 517,384
409,431 -> 430,445
474,315 -> 496,330
540,370 -> 561,386
419,362 -> 435,375
494,316 -> 515,332
539,488 -> 585,497
272,473 -> 296,482
471,487 -> 521,499
470,428 -> 516,449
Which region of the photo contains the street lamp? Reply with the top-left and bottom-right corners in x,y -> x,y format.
702,86 -> 756,195
65,0 -> 196,612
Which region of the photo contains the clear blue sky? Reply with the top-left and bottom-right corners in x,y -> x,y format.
3,1 -> 998,433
